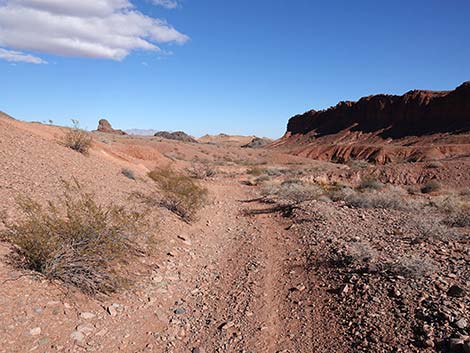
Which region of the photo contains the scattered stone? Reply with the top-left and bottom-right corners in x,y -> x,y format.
76,323 -> 94,336
70,331 -> 85,343
30,327 -> 41,336
80,312 -> 96,320
455,318 -> 468,329
106,304 -> 120,317
448,285 -> 465,298
449,338 -> 465,352
174,308 -> 186,315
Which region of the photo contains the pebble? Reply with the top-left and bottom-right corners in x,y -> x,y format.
455,318 -> 468,329
30,327 -> 41,336
80,312 -> 96,320
70,331 -> 85,343
447,285 -> 465,298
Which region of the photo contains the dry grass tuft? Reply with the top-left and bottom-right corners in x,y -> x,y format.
122,168 -> 137,180
186,163 -> 216,179
0,181 -> 145,296
148,168 -> 208,222
62,120 -> 92,154
421,180 -> 441,194
358,176 -> 384,191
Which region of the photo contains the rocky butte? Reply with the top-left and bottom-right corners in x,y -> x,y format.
273,82 -> 470,164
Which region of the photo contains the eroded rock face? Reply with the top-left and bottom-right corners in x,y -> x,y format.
287,82 -> 470,138
96,119 -> 127,135
154,131 -> 198,143
275,82 -> 470,164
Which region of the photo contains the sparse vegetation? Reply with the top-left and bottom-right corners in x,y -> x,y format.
186,163 -> 216,179
425,161 -> 444,169
62,120 -> 92,154
421,180 -> 441,194
0,182 -> 145,296
358,176 -> 384,191
148,167 -> 208,222
262,179 -> 323,204
122,168 -> 137,180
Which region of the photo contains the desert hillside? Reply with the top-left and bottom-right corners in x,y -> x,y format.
0,114 -> 468,353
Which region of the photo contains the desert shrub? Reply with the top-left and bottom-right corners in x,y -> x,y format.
262,179 -> 323,203
186,163 -> 216,179
387,256 -> 436,278
347,160 -> 370,169
421,180 -> 441,194
443,205 -> 470,228
63,120 -> 92,154
122,168 -> 136,180
265,167 -> 288,176
425,161 -> 444,169
148,168 -> 208,222
343,241 -> 378,265
346,191 -> 407,210
429,194 -> 463,214
358,176 -> 384,191
246,167 -> 266,176
0,182 -> 144,296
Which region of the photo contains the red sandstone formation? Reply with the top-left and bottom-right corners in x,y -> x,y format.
274,82 -> 470,164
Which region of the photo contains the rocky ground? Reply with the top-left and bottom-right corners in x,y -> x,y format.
0,116 -> 468,353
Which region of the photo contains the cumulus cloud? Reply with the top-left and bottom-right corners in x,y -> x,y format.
0,0 -> 188,62
0,48 -> 47,63
152,0 -> 179,9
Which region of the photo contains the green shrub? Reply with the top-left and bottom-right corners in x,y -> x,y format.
0,182 -> 144,296
148,168 -> 208,222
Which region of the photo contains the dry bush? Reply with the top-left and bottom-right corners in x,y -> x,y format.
122,168 -> 137,180
343,240 -> 378,265
347,191 -> 407,210
246,167 -> 266,176
347,160 -> 370,169
63,120 -> 92,154
148,168 -> 208,222
186,163 -> 216,179
262,179 -> 323,204
328,186 -> 408,210
358,176 -> 384,191
421,180 -> 441,194
444,205 -> 470,228
0,182 -> 145,296
425,161 -> 444,169
387,256 -> 436,278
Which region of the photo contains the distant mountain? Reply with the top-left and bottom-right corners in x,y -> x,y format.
125,129 -> 159,136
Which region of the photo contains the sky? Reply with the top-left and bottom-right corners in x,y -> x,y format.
0,0 -> 469,138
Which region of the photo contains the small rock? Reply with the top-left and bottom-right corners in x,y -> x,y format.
192,348 -> 205,353
455,318 -> 468,329
174,308 -> 186,315
463,341 -> 470,353
449,338 -> 464,352
76,323 -> 94,336
70,331 -> 85,343
80,312 -> 96,320
106,304 -> 120,316
30,327 -> 41,336
448,285 -> 465,298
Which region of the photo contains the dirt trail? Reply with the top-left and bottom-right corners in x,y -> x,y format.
156,178 -> 345,353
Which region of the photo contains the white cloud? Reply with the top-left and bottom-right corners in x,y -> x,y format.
0,48 -> 47,63
0,0 -> 188,62
152,0 -> 179,9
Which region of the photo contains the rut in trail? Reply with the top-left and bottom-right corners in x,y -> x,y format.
161,181 -> 346,353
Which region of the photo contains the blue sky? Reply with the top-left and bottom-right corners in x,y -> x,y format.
1,0 -> 469,138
